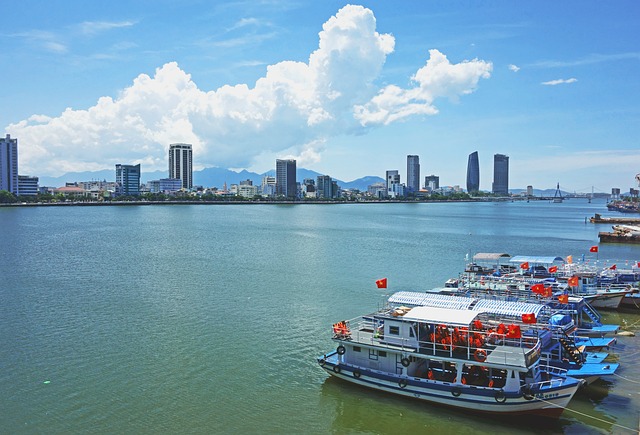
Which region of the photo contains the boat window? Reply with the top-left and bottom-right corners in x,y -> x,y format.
409,327 -> 415,338
369,349 -> 378,360
353,346 -> 361,352
379,351 -> 387,358
389,325 -> 400,335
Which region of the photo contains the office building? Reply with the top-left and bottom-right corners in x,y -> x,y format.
407,155 -> 420,193
262,175 -> 276,196
492,154 -> 509,195
386,170 -> 400,198
317,175 -> 339,199
115,164 -> 141,196
0,134 -> 19,195
276,159 -> 296,198
168,143 -> 193,190
18,175 -> 39,196
424,175 -> 439,191
466,151 -> 480,193
148,178 -> 182,194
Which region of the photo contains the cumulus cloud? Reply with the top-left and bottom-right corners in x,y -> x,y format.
541,78 -> 577,86
508,64 -> 520,72
8,5 -> 491,176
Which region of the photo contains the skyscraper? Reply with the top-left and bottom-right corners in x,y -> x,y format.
115,164 -> 141,196
168,143 -> 193,189
386,170 -> 400,198
466,151 -> 480,193
276,159 -> 297,198
407,155 -> 420,192
0,134 -> 19,195
492,154 -> 509,195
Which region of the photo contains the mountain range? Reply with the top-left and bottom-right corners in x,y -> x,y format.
36,167 -> 385,191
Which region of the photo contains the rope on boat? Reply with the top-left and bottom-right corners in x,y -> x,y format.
611,372 -> 640,384
537,397 -> 639,433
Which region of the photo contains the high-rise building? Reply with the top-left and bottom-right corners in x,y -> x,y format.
0,134 -> 19,195
317,175 -> 339,199
115,164 -> 141,196
466,151 -> 480,193
276,159 -> 296,198
407,155 -> 420,192
386,170 -> 400,198
18,175 -> 39,196
168,143 -> 193,190
424,175 -> 439,191
492,154 -> 509,195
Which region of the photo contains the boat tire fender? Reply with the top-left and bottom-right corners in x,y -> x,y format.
522,385 -> 535,401
398,378 -> 408,388
353,369 -> 361,378
494,389 -> 506,403
337,345 -> 346,355
401,357 -> 410,367
333,365 -> 341,374
451,387 -> 462,397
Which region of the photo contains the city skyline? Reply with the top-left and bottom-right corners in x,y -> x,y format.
2,2 -> 639,192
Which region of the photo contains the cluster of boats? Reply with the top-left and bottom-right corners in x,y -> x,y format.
317,253 -> 638,419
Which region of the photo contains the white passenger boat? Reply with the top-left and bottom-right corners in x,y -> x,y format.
318,305 -> 583,418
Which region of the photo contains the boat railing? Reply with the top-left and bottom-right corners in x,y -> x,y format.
530,364 -> 570,389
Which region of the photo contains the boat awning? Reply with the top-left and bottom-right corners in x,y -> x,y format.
388,291 -> 476,310
509,255 -> 565,265
472,299 -> 548,318
472,253 -> 511,262
403,306 -> 481,326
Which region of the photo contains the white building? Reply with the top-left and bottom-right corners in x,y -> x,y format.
169,143 -> 193,190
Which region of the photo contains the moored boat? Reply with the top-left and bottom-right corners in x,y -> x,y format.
318,304 -> 583,418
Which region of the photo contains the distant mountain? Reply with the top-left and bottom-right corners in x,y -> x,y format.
37,167 -> 384,191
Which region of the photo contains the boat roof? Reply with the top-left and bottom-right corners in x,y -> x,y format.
389,291 -> 476,310
509,255 -> 565,265
472,299 -> 548,318
402,306 -> 481,326
472,253 -> 511,261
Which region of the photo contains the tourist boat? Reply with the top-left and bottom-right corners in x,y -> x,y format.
317,303 -> 583,418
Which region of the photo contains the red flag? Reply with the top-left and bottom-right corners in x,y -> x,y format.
521,313 -> 537,324
590,246 -> 598,253
549,265 -> 558,273
543,287 -> 553,298
609,264 -> 617,270
558,294 -> 569,304
568,276 -> 579,287
520,262 -> 529,270
531,283 -> 544,294
375,278 -> 387,289
506,324 -> 522,339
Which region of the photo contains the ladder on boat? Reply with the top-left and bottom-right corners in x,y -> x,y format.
558,330 -> 584,364
582,301 -> 601,325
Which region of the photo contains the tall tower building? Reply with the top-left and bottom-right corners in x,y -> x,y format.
168,143 -> 193,189
466,151 -> 480,193
0,134 -> 19,195
115,164 -> 141,196
386,170 -> 400,198
492,154 -> 509,195
276,159 -> 296,198
407,155 -> 420,192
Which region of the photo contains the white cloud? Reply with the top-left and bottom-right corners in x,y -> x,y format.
508,64 -> 520,72
8,5 -> 491,176
541,78 -> 577,86
77,20 -> 136,36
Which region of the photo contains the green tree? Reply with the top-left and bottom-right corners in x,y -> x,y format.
0,190 -> 17,203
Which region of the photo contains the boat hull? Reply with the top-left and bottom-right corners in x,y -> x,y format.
318,353 -> 579,419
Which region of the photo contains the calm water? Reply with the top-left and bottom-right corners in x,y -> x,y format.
1,200 -> 639,434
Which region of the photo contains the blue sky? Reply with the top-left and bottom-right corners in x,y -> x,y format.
2,1 -> 639,192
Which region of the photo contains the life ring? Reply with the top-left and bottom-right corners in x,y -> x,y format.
474,349 -> 487,362
353,369 -> 361,378
494,389 -> 506,403
522,385 -> 535,401
451,387 -> 462,397
401,357 -> 410,367
337,345 -> 346,355
398,378 -> 408,388
333,365 -> 341,374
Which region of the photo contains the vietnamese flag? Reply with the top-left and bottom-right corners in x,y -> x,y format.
609,264 -> 617,270
521,313 -> 537,324
568,276 -> 579,287
531,283 -> 544,294
590,245 -> 599,253
376,278 -> 388,289
549,265 -> 558,273
520,262 -> 530,270
558,294 -> 569,304
543,287 -> 553,298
